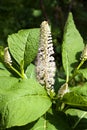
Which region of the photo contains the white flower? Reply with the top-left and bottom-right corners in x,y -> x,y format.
36,21 -> 56,94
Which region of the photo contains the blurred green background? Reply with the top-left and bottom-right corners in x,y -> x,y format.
0,0 -> 87,69
0,0 -> 87,44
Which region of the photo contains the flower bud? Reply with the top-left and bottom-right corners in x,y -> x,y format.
58,83 -> 69,98
80,44 -> 87,60
4,47 -> 12,65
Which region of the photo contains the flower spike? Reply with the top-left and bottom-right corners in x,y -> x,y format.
36,21 -> 56,95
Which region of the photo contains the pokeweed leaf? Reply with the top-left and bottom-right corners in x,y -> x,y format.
8,29 -> 40,69
0,69 -> 11,77
78,68 -> 87,79
61,83 -> 87,110
0,62 -> 5,69
0,62 -> 12,77
62,12 -> 84,77
0,79 -> 51,128
66,109 -> 87,130
0,77 -> 19,90
25,63 -> 36,79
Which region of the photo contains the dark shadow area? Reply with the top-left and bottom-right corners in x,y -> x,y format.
67,114 -> 87,130
70,51 -> 82,72
45,109 -> 71,130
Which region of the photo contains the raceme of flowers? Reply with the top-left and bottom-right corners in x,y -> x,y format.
36,21 -> 56,94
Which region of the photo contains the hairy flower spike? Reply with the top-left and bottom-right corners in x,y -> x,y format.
36,21 -> 56,94
4,47 -> 12,65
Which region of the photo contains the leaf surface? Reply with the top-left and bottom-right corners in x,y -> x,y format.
8,29 -> 40,69
0,78 -> 51,128
62,12 -> 84,77
25,63 -> 36,79
61,83 -> 87,110
78,69 -> 87,79
0,63 -> 12,76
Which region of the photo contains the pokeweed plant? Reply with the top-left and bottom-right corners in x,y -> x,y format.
0,12 -> 87,130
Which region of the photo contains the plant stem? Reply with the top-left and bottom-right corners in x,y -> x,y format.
21,67 -> 27,79
77,59 -> 86,70
69,59 -> 86,82
8,63 -> 24,79
44,113 -> 47,130
20,60 -> 27,79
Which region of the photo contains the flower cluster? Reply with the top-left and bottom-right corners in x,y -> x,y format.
36,21 -> 56,94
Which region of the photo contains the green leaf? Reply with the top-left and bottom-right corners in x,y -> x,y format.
0,63 -> 12,77
0,69 -> 11,77
8,29 -> 40,69
0,79 -> 51,128
78,69 -> 87,79
25,63 -> 36,79
0,77 -> 19,90
61,83 -> 87,110
0,62 -> 6,69
66,109 -> 87,130
30,110 -> 70,130
62,12 -> 84,77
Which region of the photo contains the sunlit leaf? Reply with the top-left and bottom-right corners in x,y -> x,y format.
62,12 -> 84,77
61,83 -> 87,110
8,29 -> 40,69
0,78 -> 51,128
